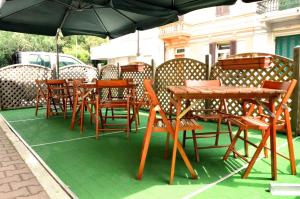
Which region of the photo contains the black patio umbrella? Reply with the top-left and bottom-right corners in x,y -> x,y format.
0,0 -> 260,76
112,0 -> 262,16
0,0 -> 262,38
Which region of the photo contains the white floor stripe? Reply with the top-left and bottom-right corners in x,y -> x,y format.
7,111 -> 149,123
31,127 -> 147,147
183,136 -> 300,199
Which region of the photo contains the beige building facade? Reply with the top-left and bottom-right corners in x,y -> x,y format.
90,0 -> 300,66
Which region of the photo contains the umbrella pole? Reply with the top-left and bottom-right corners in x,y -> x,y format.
55,34 -> 59,79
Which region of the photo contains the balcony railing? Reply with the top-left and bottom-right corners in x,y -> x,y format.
257,0 -> 300,14
159,20 -> 190,38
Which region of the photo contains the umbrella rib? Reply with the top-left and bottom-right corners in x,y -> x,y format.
53,0 -> 77,10
92,7 -> 110,37
110,8 -> 136,25
0,0 -> 48,20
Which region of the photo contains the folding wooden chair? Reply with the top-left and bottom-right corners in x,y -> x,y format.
95,79 -> 137,139
137,80 -> 203,180
35,79 -> 48,116
180,79 -> 233,161
46,79 -> 71,119
70,79 -> 95,133
223,79 -> 297,178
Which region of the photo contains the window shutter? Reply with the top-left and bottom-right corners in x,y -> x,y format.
230,40 -> 237,55
216,6 -> 230,17
209,42 -> 216,64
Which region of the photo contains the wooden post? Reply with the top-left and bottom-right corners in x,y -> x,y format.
205,54 -> 211,80
151,59 -> 155,79
291,46 -> 300,136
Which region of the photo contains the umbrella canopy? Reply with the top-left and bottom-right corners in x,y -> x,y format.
112,0 -> 261,16
0,0 -> 177,38
0,0 -> 261,38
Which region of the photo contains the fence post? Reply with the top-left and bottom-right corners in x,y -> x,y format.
151,59 -> 155,79
205,54 -> 211,80
291,46 -> 300,136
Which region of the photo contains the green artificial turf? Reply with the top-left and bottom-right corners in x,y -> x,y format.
1,108 -> 299,199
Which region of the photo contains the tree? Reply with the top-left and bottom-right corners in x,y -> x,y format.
0,31 -> 106,67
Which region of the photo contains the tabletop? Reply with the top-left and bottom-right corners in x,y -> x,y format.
167,85 -> 285,100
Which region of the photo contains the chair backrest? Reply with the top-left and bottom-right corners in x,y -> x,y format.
35,79 -> 47,98
185,79 -> 221,87
96,79 -> 129,88
262,79 -> 297,118
144,79 -> 160,107
46,79 -> 69,97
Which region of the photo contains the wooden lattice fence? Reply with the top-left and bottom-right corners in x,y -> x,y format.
59,65 -> 99,81
99,64 -> 120,100
154,58 -> 207,113
120,63 -> 154,105
210,53 -> 294,117
0,64 -> 52,109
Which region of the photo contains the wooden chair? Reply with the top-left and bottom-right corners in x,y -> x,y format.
179,79 -> 233,161
137,80 -> 203,180
70,79 -> 95,133
223,79 -> 297,178
94,79 -> 137,139
35,79 -> 48,116
46,79 -> 71,119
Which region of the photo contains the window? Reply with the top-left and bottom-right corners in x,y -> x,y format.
217,43 -> 230,59
59,56 -> 81,67
275,34 -> 300,59
176,48 -> 185,54
29,54 -> 51,67
216,6 -> 230,17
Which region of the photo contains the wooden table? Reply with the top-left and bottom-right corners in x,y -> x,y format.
167,85 -> 285,180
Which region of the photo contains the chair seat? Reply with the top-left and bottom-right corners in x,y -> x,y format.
154,118 -> 202,131
230,116 -> 269,130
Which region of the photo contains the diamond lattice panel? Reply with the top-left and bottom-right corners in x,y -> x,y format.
0,64 -> 52,109
120,63 -> 153,108
99,65 -> 120,100
154,58 -> 207,113
60,65 -> 99,81
210,53 -> 294,117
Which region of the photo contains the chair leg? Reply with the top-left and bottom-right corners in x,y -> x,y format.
70,95 -> 78,130
95,97 -> 100,139
182,130 -> 187,148
164,133 -> 170,160
242,128 -> 270,179
261,130 -> 268,158
244,129 -> 249,157
137,109 -> 155,180
80,103 -> 85,133
215,116 -> 222,146
192,130 -> 199,162
35,94 -> 39,116
285,109 -> 296,175
63,98 -> 67,119
223,128 -> 243,160
46,97 -> 50,119
126,105 -> 130,137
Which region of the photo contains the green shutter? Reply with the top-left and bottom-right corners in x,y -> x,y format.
275,34 -> 300,59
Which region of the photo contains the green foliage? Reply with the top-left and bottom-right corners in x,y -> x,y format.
61,35 -> 106,64
0,31 -> 106,67
0,31 -> 56,66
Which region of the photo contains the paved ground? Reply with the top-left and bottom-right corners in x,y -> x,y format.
0,128 -> 50,199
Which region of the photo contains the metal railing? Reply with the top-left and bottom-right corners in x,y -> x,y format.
257,0 -> 300,14
159,20 -> 190,37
